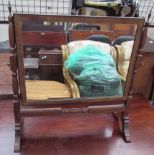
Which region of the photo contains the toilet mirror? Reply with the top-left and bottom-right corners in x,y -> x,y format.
13,14 -> 144,104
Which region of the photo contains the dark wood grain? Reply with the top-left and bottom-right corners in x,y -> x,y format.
38,50 -> 63,81
9,14 -> 22,152
20,104 -> 125,117
39,50 -> 62,65
8,16 -> 15,47
124,19 -> 144,96
132,27 -> 154,99
0,96 -> 153,155
69,30 -> 115,42
132,53 -> 154,99
14,14 -> 144,24
139,23 -> 149,49
0,53 -> 12,99
39,66 -> 63,82
111,24 -> 136,38
22,31 -> 67,46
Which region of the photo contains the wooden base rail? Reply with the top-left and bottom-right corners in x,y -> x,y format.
25,96 -> 127,106
20,104 -> 124,117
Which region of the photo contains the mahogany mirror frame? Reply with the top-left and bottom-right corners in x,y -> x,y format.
9,13 -> 145,152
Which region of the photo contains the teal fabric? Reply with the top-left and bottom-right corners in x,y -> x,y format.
64,44 -> 123,97
65,44 -> 115,75
76,65 -> 123,97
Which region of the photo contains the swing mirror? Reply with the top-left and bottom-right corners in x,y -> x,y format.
13,14 -> 144,104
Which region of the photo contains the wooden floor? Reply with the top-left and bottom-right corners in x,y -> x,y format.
0,96 -> 153,155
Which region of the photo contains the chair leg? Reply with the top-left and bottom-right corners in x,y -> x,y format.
13,101 -> 22,152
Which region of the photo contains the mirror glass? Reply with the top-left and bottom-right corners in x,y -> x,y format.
20,20 -> 137,100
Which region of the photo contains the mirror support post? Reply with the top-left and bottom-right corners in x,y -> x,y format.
9,14 -> 22,152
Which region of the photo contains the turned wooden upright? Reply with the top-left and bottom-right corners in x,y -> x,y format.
8,14 -> 21,152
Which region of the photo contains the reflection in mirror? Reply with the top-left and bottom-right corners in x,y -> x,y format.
21,21 -> 136,100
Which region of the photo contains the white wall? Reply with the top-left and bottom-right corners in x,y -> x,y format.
0,0 -> 72,42
0,24 -> 8,42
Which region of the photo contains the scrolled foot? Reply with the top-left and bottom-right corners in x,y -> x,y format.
14,134 -> 21,152
14,123 -> 21,152
123,129 -> 131,143
122,114 -> 131,143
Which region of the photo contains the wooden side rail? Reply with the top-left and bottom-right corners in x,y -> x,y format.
20,104 -> 125,117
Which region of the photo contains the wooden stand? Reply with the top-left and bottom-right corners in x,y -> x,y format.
8,14 -> 145,152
